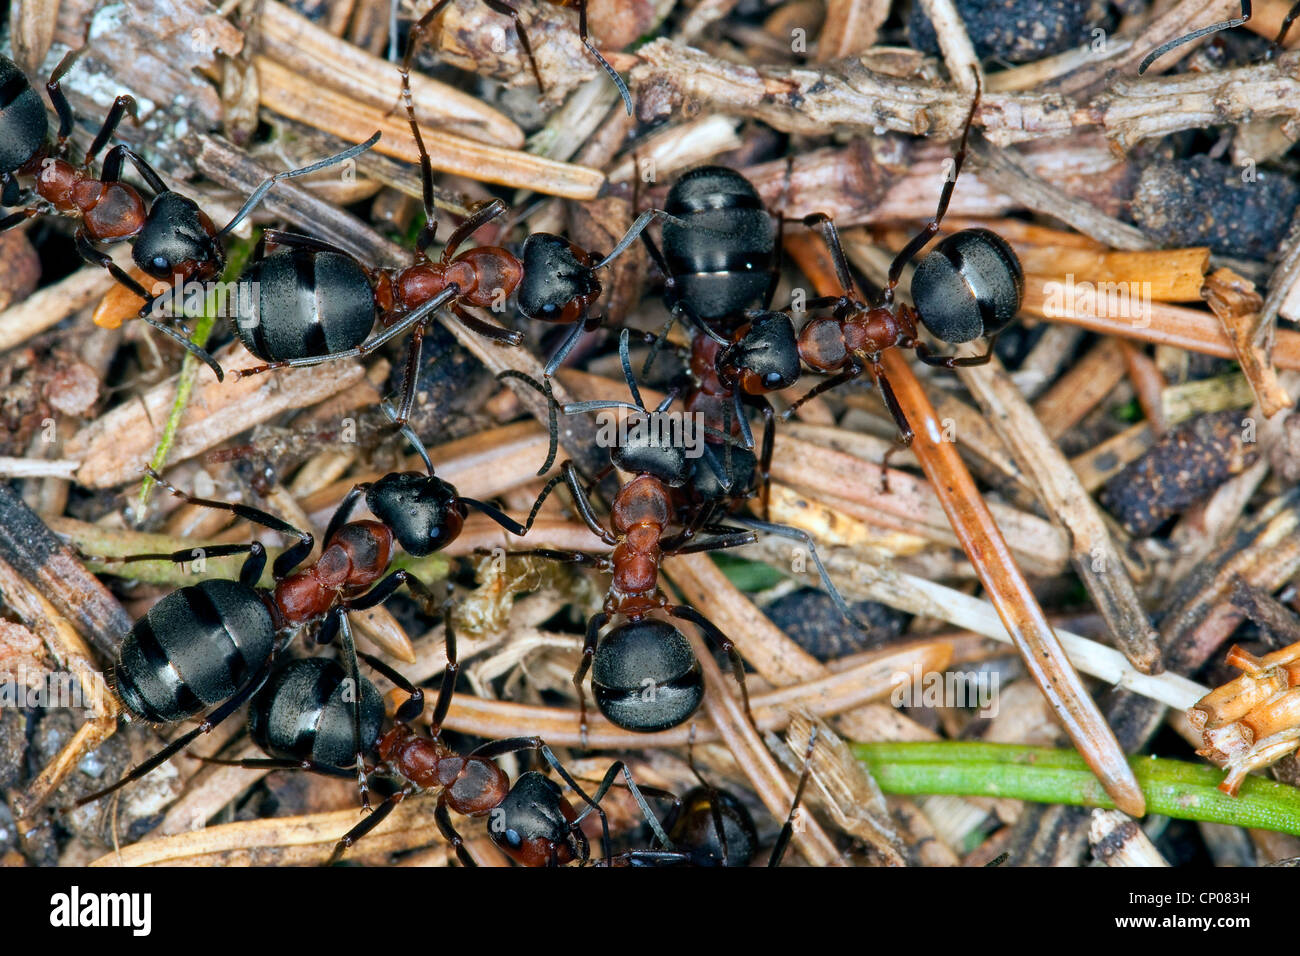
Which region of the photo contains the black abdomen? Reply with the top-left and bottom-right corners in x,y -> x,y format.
248,657 -> 384,769
235,248 -> 376,361
112,579 -> 276,724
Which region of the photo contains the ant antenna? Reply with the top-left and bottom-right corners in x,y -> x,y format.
380,400 -> 435,475
591,210 -> 689,270
1138,1 -> 1252,74
217,132 -> 382,238
497,369 -> 560,476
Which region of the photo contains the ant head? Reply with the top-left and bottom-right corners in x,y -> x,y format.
518,233 -> 601,322
365,472 -> 466,557
0,56 -> 47,174
669,786 -> 759,867
592,619 -> 704,731
912,228 -> 1023,344
248,657 -> 385,770
690,444 -> 757,503
490,771 -> 586,866
727,311 -> 801,394
132,191 -> 222,281
612,426 -> 692,487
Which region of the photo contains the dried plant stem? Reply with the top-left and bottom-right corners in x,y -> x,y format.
256,57 -> 604,199
952,351 -> 1162,673
259,0 -> 523,148
89,795 -> 446,866
1022,275 -> 1300,369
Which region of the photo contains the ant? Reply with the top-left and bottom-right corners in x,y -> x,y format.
497,334 -> 762,738
779,71 -> 1023,447
501,331 -> 860,735
231,50 -> 681,428
74,407 -> 537,810
647,308 -> 801,519
1138,1 -> 1300,74
641,165 -> 781,333
0,50 -> 378,382
606,726 -> 819,866
203,606 -> 670,866
516,206 -> 691,381
403,0 -> 635,115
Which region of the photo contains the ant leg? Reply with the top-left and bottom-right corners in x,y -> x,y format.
664,529 -> 756,556
197,756 -> 356,775
783,363 -> 864,418
874,366 -> 915,446
103,541 -> 268,587
332,609 -> 372,811
84,95 -> 139,169
755,396 -> 776,521
442,198 -> 509,261
639,233 -> 679,377
392,319 -> 426,427
728,515 -> 863,630
0,208 -> 43,232
399,0 -> 458,249
575,760 -> 677,855
802,213 -> 857,297
144,466 -> 314,577
73,653 -> 277,808
1269,1 -> 1300,55
451,301 -> 524,346
682,727 -> 733,864
45,50 -> 81,148
763,156 -> 795,309
1139,1 -> 1250,73
74,234 -> 228,380
913,334 -> 999,369
768,724 -> 818,866
571,0 -> 633,114
327,784 -> 413,864
321,484 -> 368,556
99,145 -> 168,194
574,611 -> 608,744
667,604 -> 755,729
434,793 -> 475,866
560,461 -> 618,544
884,67 -> 981,304
359,651 -> 427,725
256,229 -> 357,259
496,369 -> 560,474
481,0 -> 545,92
423,607 -> 459,735
216,132 -> 381,238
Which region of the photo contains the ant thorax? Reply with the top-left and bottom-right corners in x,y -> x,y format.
842,305 -> 907,356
